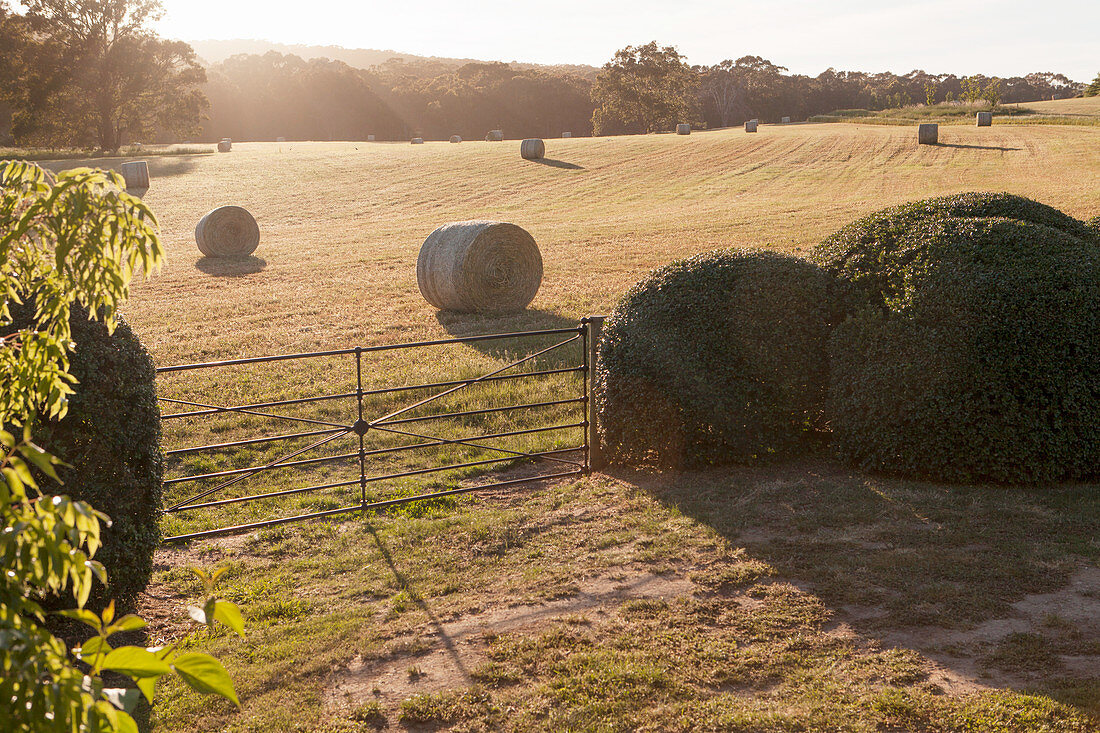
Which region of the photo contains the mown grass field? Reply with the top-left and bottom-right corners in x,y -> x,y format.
34,118 -> 1100,731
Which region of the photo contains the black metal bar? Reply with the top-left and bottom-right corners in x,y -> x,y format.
582,319 -> 591,473
159,394 -> 351,428
165,428 -> 346,457
155,326 -> 583,374
356,348 -> 367,508
166,428 -> 352,511
359,447 -> 583,485
369,334 -> 582,427
164,450 -> 359,485
160,391 -> 356,419
353,367 -> 584,399
374,397 -> 585,427
167,478 -> 362,512
161,469 -> 585,543
370,422 -> 584,469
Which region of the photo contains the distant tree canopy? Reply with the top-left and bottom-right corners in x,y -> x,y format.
1086,73 -> 1100,97
591,42 -> 699,135
1,0 -> 206,150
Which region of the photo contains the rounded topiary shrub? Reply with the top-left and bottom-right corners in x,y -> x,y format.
8,303 -> 164,609
814,193 -> 1100,484
595,249 -> 832,468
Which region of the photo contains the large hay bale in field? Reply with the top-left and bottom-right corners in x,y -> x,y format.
596,249 -> 832,468
745,120 -> 758,132
416,221 -> 543,313
520,138 -> 545,160
276,136 -> 286,142
486,129 -> 504,142
195,205 -> 260,258
120,160 -> 149,191
367,134 -> 375,141
411,137 -> 424,144
450,135 -> 462,143
976,111 -> 992,126
814,192 -> 1100,484
7,302 -> 162,611
562,131 -> 572,138
217,138 -> 231,152
781,116 -> 791,123
676,123 -> 691,135
918,123 -> 938,144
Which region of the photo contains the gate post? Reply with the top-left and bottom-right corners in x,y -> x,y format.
583,315 -> 606,471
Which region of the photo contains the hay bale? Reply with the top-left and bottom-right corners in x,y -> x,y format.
486,129 -> 504,142
676,123 -> 691,135
275,136 -> 286,142
562,131 -> 572,138
217,138 -> 231,153
520,138 -> 545,160
120,161 -> 149,192
367,134 -> 376,142
745,120 -> 758,133
416,221 -> 543,313
195,206 -> 260,258
411,137 -> 424,144
918,123 -> 938,145
976,111 -> 992,127
781,116 -> 791,123
450,135 -> 462,143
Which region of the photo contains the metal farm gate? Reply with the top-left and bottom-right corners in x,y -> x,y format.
156,318 -> 604,543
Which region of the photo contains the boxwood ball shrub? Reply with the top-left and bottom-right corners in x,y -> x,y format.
595,249 -> 832,468
8,302 -> 164,609
814,193 -> 1100,484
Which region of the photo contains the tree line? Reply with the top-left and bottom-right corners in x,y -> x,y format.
0,1 -> 1088,150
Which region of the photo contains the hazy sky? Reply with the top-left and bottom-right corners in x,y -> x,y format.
155,0 -> 1096,80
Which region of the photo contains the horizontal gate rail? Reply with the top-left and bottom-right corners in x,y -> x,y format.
157,320 -> 602,543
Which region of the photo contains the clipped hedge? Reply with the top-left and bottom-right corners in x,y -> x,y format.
1087,215 -> 1100,235
595,249 -> 832,468
815,194 -> 1100,484
9,303 -> 164,608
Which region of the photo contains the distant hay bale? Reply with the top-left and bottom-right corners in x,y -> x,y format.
486,129 -> 504,142
411,137 -> 424,144
195,206 -> 260,258
520,138 -> 545,160
562,131 -> 572,138
918,123 -> 938,145
781,116 -> 791,123
217,138 -> 231,153
745,120 -> 758,133
676,123 -> 691,135
976,112 -> 992,127
367,134 -> 376,141
120,161 -> 149,192
416,221 -> 543,313
450,135 -> 462,143
275,136 -> 286,142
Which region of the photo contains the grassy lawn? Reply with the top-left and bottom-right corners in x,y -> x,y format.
19,119 -> 1100,729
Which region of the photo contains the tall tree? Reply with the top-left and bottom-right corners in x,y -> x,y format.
16,0 -> 206,150
591,42 -> 698,135
1087,72 -> 1100,97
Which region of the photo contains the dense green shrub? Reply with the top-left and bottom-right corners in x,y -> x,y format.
1086,215 -> 1100,235
595,249 -> 832,468
8,302 -> 164,608
815,194 -> 1100,483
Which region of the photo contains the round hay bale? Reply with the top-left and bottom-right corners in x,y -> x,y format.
562,131 -> 572,138
411,137 -> 424,144
781,116 -> 791,123
486,129 -> 504,142
976,111 -> 992,127
676,123 -> 691,135
367,134 -> 376,142
918,123 -> 938,145
450,135 -> 462,143
120,160 -> 149,192
520,138 -> 545,160
275,136 -> 286,142
416,221 -> 543,313
745,120 -> 758,133
195,206 -> 260,258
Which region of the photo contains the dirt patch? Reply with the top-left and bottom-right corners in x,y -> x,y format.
325,568 -> 695,718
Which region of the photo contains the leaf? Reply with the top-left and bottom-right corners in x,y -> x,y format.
212,600 -> 245,636
106,614 -> 147,636
17,442 -> 61,481
210,565 -> 231,586
56,608 -> 102,631
136,676 -> 157,704
75,635 -> 112,662
171,653 -> 240,706
100,646 -> 173,678
102,687 -> 142,714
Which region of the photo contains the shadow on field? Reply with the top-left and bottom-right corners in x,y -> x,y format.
195,256 -> 267,276
435,309 -> 582,369
533,158 -> 584,170
936,142 -> 1022,152
38,152 -> 210,177
613,458 -> 1100,710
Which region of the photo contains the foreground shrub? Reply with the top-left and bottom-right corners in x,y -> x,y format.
1086,215 -> 1100,235
595,249 -> 831,467
815,193 -> 1100,483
